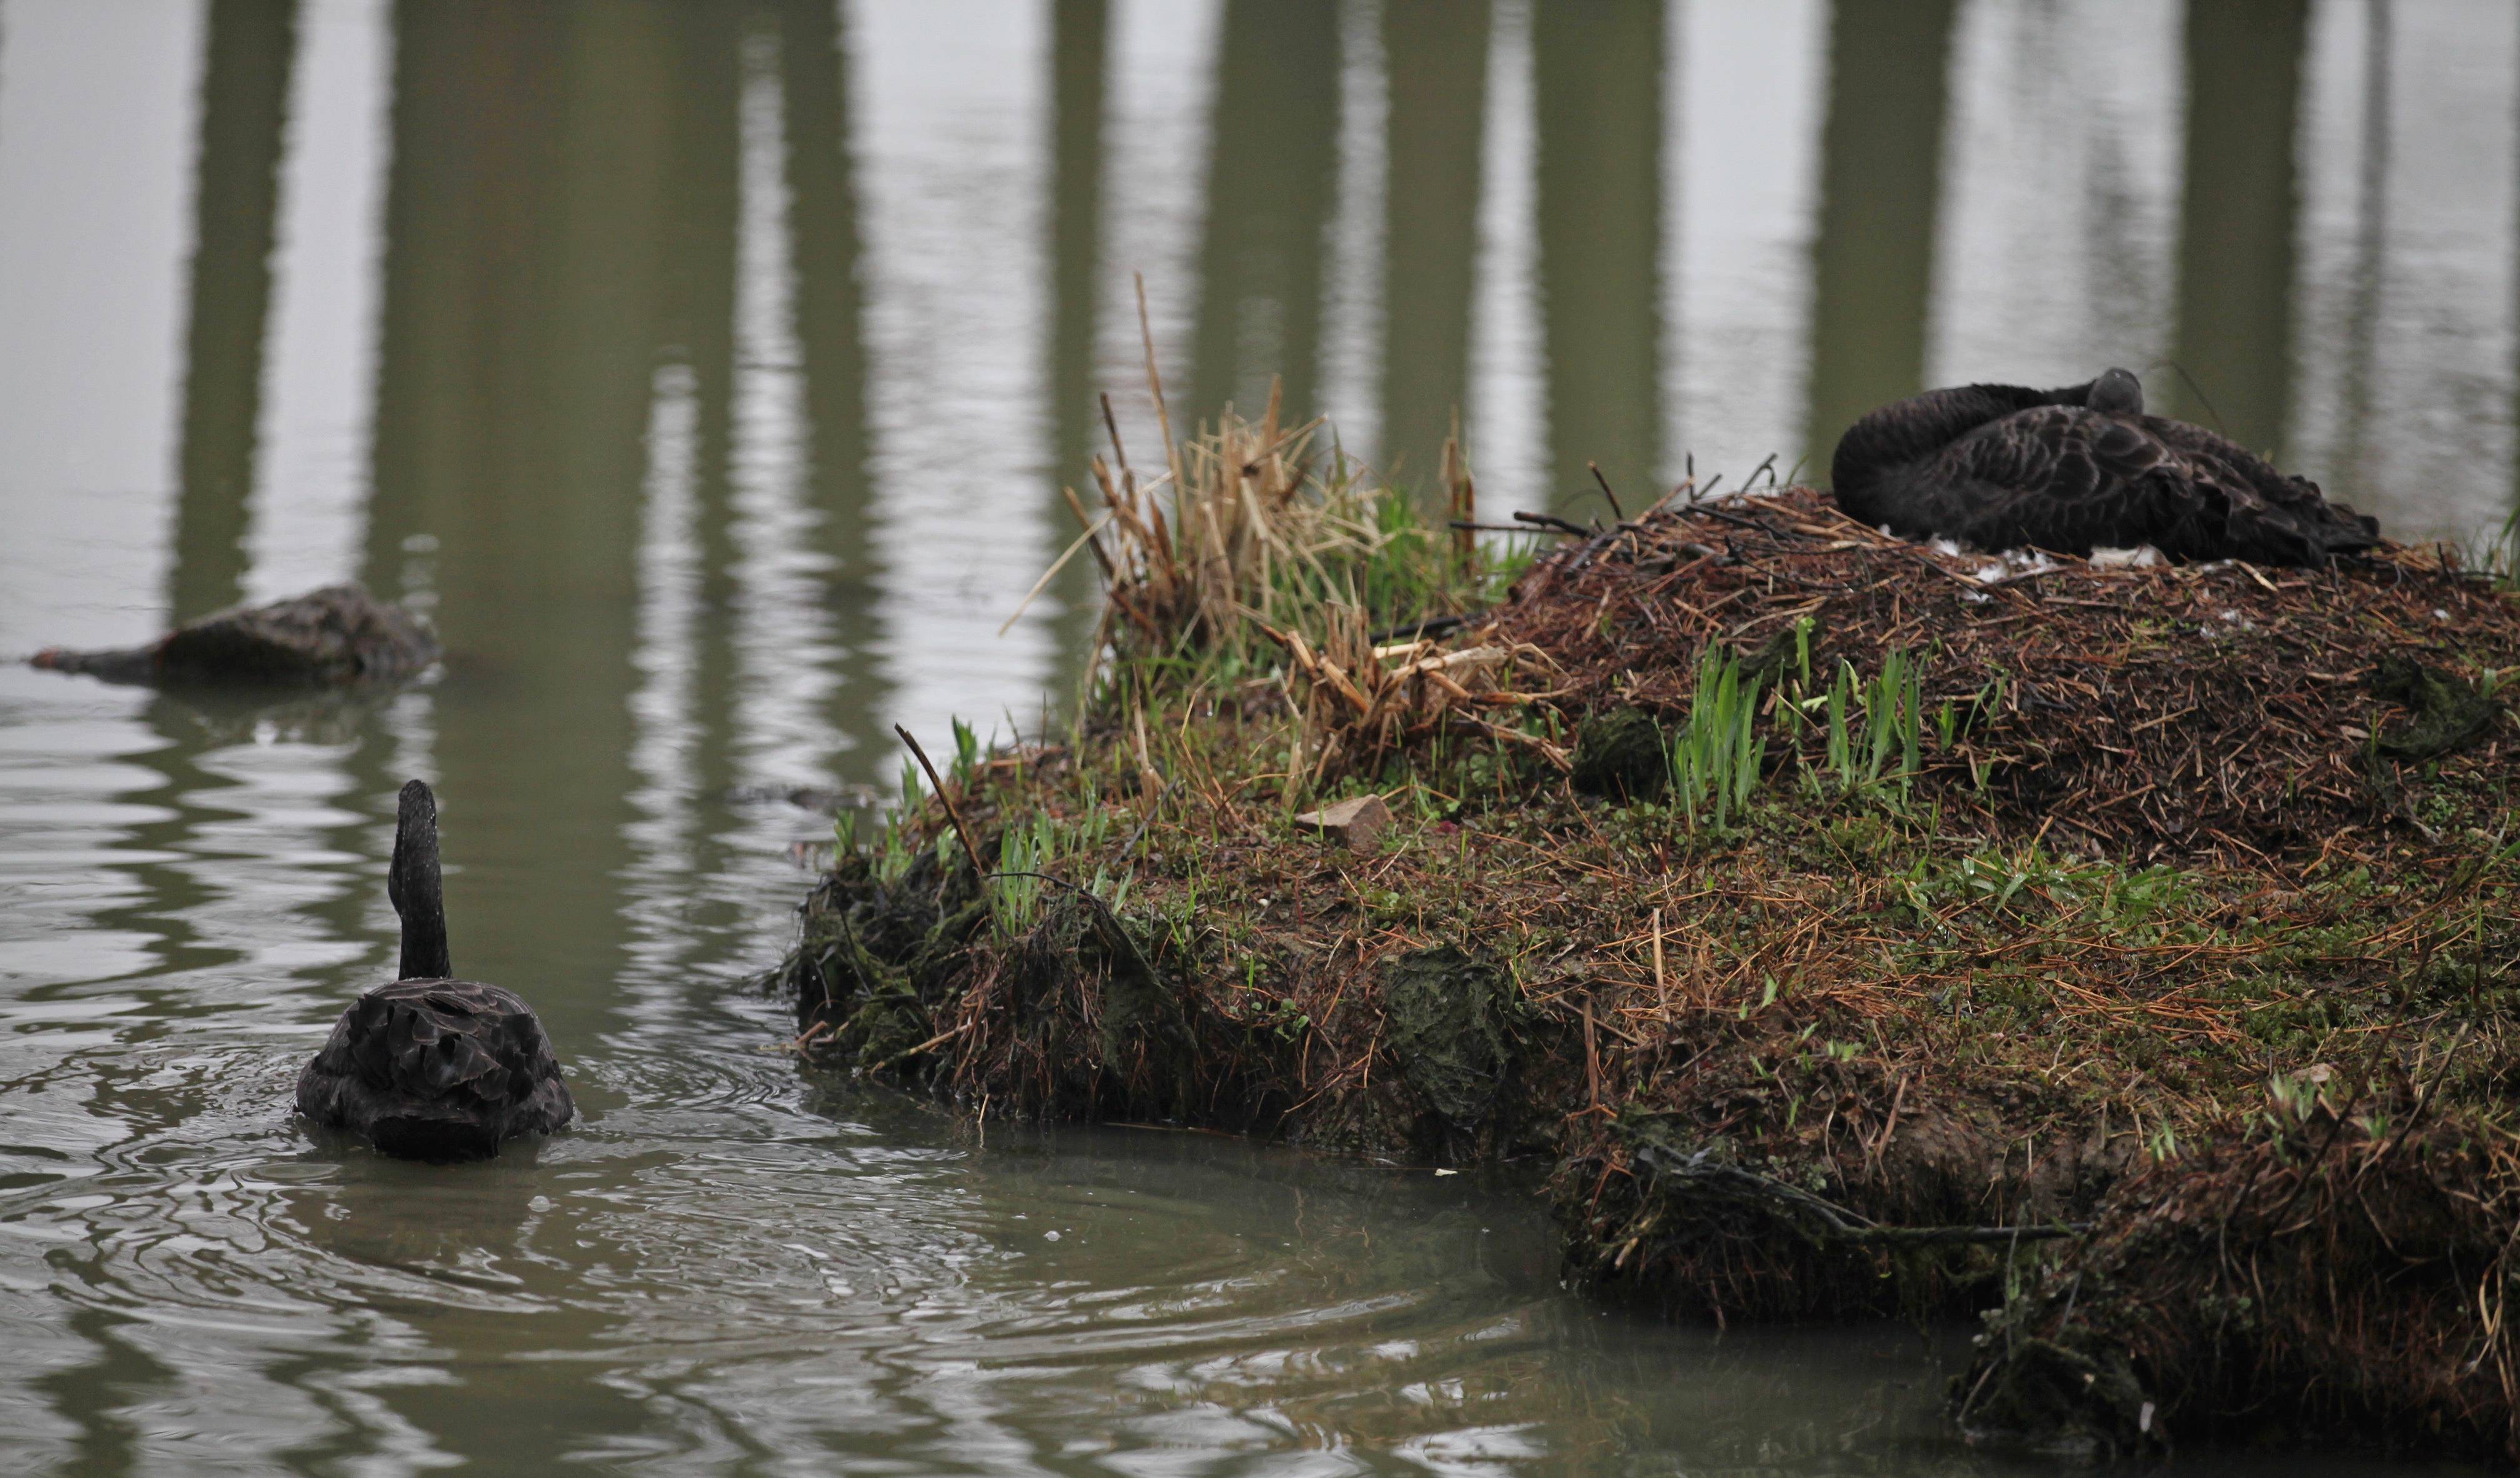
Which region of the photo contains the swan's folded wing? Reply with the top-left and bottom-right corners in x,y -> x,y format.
1932,409 -> 2179,552
2145,417 -> 2382,560
1953,407 -> 2168,487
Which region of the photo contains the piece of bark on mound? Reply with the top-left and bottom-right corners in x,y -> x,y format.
31,584 -> 438,686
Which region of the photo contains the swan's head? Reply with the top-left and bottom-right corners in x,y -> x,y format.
2089,367 -> 2144,416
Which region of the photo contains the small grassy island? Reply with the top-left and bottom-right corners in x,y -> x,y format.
779,402 -> 2520,1463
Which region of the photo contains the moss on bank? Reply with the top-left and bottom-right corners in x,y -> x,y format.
777,431 -> 2520,1462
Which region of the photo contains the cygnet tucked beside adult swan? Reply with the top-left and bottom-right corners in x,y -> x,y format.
1829,367 -> 2380,566
297,780 -> 574,1161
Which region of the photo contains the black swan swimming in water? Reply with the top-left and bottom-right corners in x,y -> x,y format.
1829,368 -> 2380,566
296,781 -> 573,1161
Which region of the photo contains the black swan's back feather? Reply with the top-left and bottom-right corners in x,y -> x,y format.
1829,371 -> 2379,566
296,977 -> 574,1161
298,780 -> 572,1161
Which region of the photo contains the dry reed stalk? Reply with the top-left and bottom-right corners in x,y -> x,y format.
1049,296 -> 1506,789
1651,906 -> 1668,1016
1079,397 -> 1424,660
1266,603 -> 1563,784
1444,417 -> 1475,570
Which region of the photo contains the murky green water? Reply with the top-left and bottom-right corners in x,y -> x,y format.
1,1 -> 2512,1472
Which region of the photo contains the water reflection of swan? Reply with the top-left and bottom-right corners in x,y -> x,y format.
1829,368 -> 2381,566
296,781 -> 574,1161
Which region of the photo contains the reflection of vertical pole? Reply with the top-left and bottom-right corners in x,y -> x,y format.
1803,0 -> 1956,485
169,0 -> 300,621
666,6 -> 743,809
82,703 -> 238,992
1044,0 -> 1108,682
110,7 -> 356,1132
1048,0 -> 1108,494
778,0 -> 891,781
358,4 -> 682,1457
2171,0 -> 2309,459
37,1307 -> 176,1477
1533,0 -> 1662,513
1378,0 -> 1490,493
364,0 -> 672,1044
364,0 -> 541,593
1190,0 -> 1342,431
2334,0 -> 2392,500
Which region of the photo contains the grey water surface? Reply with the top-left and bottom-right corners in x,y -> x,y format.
1,1 -> 2514,1472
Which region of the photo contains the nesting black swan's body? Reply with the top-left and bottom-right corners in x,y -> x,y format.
296,781 -> 572,1161
1829,368 -> 2379,566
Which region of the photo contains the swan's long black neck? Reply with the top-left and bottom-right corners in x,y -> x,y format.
389,779 -> 452,981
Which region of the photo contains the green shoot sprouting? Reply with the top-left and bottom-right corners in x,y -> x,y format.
950,717 -> 982,789
1668,647 -> 1768,829
1809,649 -> 1926,800
990,812 -> 1060,940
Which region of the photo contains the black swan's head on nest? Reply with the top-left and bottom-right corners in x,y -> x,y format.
2088,366 -> 2143,416
388,779 -> 452,981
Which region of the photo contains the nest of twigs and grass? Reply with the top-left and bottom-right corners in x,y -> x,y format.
781,406 -> 2520,1463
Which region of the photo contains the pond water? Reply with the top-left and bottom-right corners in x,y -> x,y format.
0,1 -> 2511,1472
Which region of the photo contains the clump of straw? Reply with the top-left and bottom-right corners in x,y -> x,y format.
1272,602 -> 1562,787
1053,378 -> 1466,672
1008,285 -> 1531,789
1056,389 -> 1538,789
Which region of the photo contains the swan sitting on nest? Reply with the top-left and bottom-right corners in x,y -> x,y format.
1830,367 -> 2379,567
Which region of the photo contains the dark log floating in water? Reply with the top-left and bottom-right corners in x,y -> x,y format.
1829,367 -> 2381,566
31,582 -> 438,686
297,780 -> 572,1162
